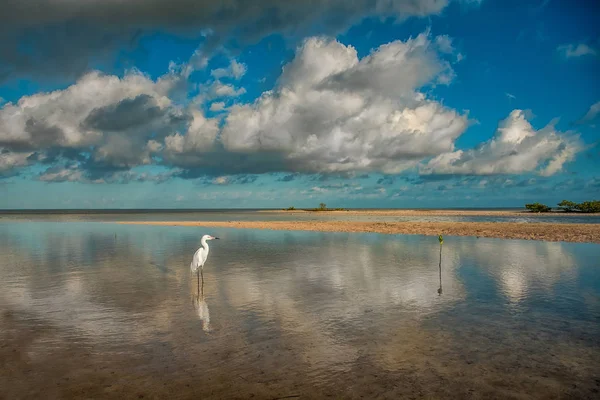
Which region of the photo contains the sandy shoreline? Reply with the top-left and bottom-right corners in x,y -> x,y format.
259,209 -> 598,217
115,220 -> 600,244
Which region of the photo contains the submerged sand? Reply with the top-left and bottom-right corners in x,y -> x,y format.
116,220 -> 600,244
4,214 -> 600,399
3,306 -> 599,400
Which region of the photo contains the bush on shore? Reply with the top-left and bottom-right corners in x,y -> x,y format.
525,203 -> 552,213
283,204 -> 348,211
575,200 -> 600,213
526,200 -> 600,213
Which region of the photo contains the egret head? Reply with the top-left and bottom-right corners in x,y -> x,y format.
202,234 -> 220,241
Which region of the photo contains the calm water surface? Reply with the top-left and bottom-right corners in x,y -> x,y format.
2,210 -> 600,224
1,222 -> 599,399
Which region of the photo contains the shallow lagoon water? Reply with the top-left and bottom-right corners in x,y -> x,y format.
1,222 -> 599,399
2,210 -> 600,224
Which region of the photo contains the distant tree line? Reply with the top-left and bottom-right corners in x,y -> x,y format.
525,200 -> 600,213
284,203 -> 348,211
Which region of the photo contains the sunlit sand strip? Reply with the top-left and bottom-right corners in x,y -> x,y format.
114,221 -> 600,244
259,209 -> 599,217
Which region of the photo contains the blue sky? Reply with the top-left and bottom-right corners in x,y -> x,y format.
0,0 -> 598,209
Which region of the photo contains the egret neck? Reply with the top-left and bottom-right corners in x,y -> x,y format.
200,236 -> 210,257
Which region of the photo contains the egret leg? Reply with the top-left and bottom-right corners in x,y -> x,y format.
200,269 -> 205,297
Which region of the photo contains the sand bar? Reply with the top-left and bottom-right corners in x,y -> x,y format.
260,209 -> 599,217
116,220 -> 600,243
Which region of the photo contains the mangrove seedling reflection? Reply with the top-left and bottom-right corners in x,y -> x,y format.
438,234 -> 443,295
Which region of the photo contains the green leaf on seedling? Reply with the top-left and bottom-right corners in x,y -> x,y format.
438,234 -> 444,245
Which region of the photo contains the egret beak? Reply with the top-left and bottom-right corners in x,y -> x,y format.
214,237 -> 220,240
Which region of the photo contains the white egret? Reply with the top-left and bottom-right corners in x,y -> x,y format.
190,235 -> 220,277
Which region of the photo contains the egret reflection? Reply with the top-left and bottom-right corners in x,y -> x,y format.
193,271 -> 211,333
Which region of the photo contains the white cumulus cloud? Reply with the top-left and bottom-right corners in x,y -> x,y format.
39,166 -> 88,183
209,101 -> 227,112
577,100 -> 600,125
219,33 -> 469,174
0,70 -> 185,163
164,110 -> 219,154
0,68 -> 217,180
0,28 -> 587,184
211,60 -> 247,80
206,80 -> 247,99
421,109 -> 581,176
557,43 -> 597,59
0,151 -> 32,176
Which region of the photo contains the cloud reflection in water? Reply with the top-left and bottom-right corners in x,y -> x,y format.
1,222 -> 599,398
